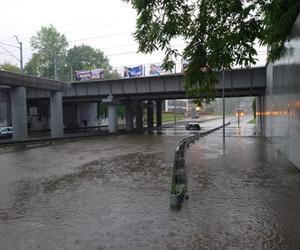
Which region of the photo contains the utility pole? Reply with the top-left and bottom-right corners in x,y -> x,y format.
70,65 -> 73,81
54,56 -> 58,80
14,36 -> 23,73
174,100 -> 177,124
237,97 -> 240,128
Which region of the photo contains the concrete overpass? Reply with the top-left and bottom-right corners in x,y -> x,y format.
27,66 -> 266,101
1,66 -> 266,140
0,71 -> 67,140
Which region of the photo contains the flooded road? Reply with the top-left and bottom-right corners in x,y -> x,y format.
0,122 -> 299,249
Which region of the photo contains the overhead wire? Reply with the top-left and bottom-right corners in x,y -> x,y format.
0,45 -> 19,62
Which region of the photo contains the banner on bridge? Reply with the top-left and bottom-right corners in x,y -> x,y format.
123,65 -> 143,77
149,64 -> 172,76
75,69 -> 104,81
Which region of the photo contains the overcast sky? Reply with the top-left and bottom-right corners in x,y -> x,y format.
0,0 -> 267,70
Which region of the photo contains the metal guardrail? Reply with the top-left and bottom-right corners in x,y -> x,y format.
170,122 -> 231,207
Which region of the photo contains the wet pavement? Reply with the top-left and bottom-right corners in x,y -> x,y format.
0,120 -> 299,249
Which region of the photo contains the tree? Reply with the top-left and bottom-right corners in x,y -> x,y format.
25,24 -> 68,79
66,44 -> 116,80
24,53 -> 41,76
124,0 -> 300,104
66,45 -> 110,70
25,25 -> 116,81
0,62 -> 20,73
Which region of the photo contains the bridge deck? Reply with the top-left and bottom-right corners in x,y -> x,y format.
26,67 -> 266,100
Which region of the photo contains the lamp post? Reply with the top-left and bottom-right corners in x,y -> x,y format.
14,36 -> 23,73
174,100 -> 177,124
222,69 -> 225,142
237,98 -> 240,128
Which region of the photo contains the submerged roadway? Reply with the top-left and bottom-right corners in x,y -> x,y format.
0,117 -> 299,249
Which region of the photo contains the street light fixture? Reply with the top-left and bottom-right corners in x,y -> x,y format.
14,35 -> 23,73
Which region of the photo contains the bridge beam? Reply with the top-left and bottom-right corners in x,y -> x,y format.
147,101 -> 154,129
11,86 -> 28,140
50,91 -> 63,138
156,100 -> 162,128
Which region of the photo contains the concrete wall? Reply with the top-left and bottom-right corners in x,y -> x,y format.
28,104 -> 49,131
0,90 -> 7,126
63,104 -> 80,129
78,102 -> 98,127
263,13 -> 300,169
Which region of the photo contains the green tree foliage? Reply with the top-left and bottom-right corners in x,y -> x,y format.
25,25 -> 115,81
124,0 -> 300,104
261,0 -> 300,61
67,45 -> 110,70
0,62 -> 20,73
24,53 -> 41,76
97,103 -> 124,120
66,44 -> 117,80
25,24 -> 68,79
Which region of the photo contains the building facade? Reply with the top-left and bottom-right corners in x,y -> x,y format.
261,13 -> 300,169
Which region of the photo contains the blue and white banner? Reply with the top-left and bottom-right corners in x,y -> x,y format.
124,65 -> 143,77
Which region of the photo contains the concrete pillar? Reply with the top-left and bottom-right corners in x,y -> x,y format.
125,103 -> 134,131
6,90 -> 12,126
256,96 -> 264,135
50,91 -> 63,138
79,102 -> 98,127
108,104 -> 117,133
135,104 -> 143,130
147,101 -> 154,128
156,100 -> 162,127
11,86 -> 27,140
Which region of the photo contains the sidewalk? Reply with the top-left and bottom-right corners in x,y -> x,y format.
183,132 -> 300,249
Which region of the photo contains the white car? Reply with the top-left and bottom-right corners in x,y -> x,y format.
0,126 -> 13,135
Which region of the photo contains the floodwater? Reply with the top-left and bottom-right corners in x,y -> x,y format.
0,124 -> 299,249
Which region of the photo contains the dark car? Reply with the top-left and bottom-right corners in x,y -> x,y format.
185,122 -> 201,130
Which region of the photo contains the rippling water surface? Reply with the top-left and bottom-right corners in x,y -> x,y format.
0,126 -> 299,250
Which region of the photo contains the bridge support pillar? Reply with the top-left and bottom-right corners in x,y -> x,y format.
125,103 -> 134,131
108,104 -> 117,133
6,90 -> 12,126
11,86 -> 28,140
79,102 -> 98,128
135,103 -> 143,131
147,101 -> 154,129
256,96 -> 264,135
156,100 -> 162,128
50,91 -> 63,138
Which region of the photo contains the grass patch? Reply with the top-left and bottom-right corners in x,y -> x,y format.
152,113 -> 186,123
161,113 -> 185,123
247,118 -> 256,124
